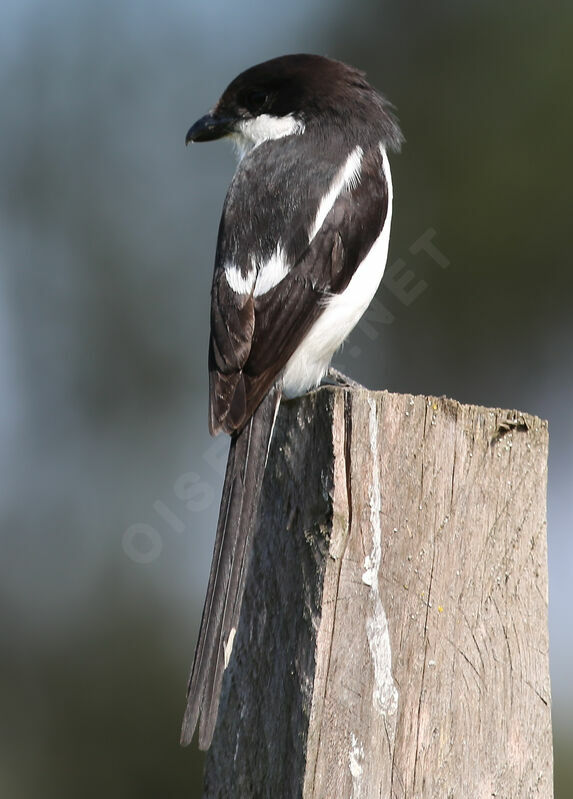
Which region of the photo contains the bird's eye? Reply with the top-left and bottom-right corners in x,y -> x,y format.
244,89 -> 269,113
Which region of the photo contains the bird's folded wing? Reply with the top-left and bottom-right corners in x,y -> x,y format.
209,144 -> 389,435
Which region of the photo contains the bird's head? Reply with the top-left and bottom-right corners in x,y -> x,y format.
185,54 -> 402,157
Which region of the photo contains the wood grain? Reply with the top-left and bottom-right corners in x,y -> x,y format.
203,387 -> 552,799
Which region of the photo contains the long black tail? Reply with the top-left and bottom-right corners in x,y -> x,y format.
180,387 -> 281,750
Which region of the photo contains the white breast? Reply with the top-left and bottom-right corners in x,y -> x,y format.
281,146 -> 393,398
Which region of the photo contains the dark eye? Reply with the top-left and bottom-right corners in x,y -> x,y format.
244,89 -> 269,113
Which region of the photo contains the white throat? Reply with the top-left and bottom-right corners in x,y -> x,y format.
231,114 -> 305,161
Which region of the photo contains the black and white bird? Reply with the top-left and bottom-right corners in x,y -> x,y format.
180,53 -> 403,750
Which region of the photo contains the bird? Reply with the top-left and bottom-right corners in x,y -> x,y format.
180,53 -> 403,750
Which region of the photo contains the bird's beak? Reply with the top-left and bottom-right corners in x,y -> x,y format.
185,113 -> 235,144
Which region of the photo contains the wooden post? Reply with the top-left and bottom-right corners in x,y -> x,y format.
203,387 -> 552,798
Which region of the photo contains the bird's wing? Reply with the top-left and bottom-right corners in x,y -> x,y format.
209,142 -> 390,435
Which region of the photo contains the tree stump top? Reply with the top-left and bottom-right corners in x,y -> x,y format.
204,388 -> 551,799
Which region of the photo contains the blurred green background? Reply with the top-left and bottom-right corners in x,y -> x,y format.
1,0 -> 571,795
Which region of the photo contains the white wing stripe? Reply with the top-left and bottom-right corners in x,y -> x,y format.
253,246 -> 289,297
309,145 -> 364,242
224,263 -> 256,295
224,245 -> 290,298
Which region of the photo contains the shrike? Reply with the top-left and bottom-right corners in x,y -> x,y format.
180,53 -> 402,750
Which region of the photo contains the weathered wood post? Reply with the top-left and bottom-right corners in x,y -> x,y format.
203,387 -> 552,798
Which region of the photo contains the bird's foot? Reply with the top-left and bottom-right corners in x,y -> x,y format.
323,368 -> 365,390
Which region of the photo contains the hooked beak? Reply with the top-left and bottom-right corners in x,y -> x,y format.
185,112 -> 235,144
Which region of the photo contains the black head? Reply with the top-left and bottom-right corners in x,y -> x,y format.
186,54 -> 403,153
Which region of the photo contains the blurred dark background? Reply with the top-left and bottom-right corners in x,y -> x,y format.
1,0 -> 571,795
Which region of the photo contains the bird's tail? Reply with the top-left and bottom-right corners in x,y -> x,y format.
180,386 -> 281,750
